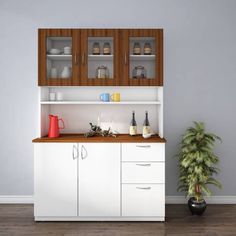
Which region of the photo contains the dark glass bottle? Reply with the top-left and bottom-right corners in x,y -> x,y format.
129,111 -> 137,136
143,111 -> 150,135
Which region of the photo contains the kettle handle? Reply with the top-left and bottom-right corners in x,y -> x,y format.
58,119 -> 65,129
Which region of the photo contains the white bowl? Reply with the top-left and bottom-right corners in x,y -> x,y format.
49,48 -> 61,55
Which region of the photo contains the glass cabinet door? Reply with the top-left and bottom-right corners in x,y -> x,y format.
80,29 -> 119,86
121,29 -> 163,86
39,29 -> 78,86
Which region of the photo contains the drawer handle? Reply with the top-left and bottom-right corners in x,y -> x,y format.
136,164 -> 151,167
136,187 -> 151,190
136,145 -> 151,148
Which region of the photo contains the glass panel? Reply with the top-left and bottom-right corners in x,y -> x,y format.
129,37 -> 156,79
88,37 -> 114,79
46,37 -> 72,79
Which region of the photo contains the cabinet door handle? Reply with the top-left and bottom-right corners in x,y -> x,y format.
81,145 -> 88,160
136,145 -> 151,148
136,187 -> 151,190
72,144 -> 79,159
82,52 -> 85,65
124,52 -> 127,65
74,53 -> 79,65
136,163 -> 151,167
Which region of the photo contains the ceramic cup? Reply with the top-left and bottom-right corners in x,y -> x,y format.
61,66 -> 71,78
64,46 -> 71,55
49,92 -> 56,101
100,93 -> 110,102
50,67 -> 58,78
110,93 -> 120,102
56,92 -> 63,101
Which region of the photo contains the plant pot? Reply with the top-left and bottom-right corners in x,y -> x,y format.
188,197 -> 207,215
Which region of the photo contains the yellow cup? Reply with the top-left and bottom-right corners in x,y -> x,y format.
111,93 -> 120,102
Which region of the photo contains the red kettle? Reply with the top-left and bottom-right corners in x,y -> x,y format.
48,115 -> 65,138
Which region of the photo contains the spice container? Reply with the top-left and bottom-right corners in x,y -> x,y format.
92,42 -> 100,55
96,65 -> 109,79
144,42 -> 152,55
132,66 -> 147,79
103,42 -> 111,55
133,42 -> 141,55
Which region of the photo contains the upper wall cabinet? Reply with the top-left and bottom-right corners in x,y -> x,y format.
120,29 -> 163,86
38,29 -> 163,86
38,29 -> 79,86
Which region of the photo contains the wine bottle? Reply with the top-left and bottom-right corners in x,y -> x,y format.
143,111 -> 151,135
129,111 -> 137,136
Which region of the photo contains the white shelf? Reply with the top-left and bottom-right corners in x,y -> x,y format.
88,55 -> 113,61
40,101 -> 161,105
130,55 -> 156,61
47,55 -> 72,60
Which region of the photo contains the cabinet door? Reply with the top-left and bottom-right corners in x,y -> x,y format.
120,29 -> 163,86
38,29 -> 80,86
34,143 -> 78,217
79,143 -> 120,216
80,29 -> 119,86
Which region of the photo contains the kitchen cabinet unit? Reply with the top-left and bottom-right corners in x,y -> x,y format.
78,143 -> 120,216
34,143 -> 77,217
38,29 -> 79,86
38,29 -> 163,86
33,139 -> 165,221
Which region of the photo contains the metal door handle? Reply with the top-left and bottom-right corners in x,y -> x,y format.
82,52 -> 85,65
136,145 -> 151,148
124,52 -> 127,65
72,144 -> 79,159
74,53 -> 79,65
136,187 -> 151,190
136,163 -> 151,167
81,145 -> 88,160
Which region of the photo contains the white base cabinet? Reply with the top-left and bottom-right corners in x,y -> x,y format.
34,142 -> 165,221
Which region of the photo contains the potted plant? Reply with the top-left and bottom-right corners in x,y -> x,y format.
177,122 -> 222,215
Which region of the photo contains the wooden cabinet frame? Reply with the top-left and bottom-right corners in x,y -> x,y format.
38,28 -> 163,86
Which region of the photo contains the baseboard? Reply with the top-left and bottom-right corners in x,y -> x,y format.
166,196 -> 236,204
0,195 -> 34,204
0,195 -> 236,204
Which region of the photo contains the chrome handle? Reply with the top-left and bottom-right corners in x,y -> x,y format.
136,163 -> 151,167
124,52 -> 127,65
72,144 -> 79,160
82,52 -> 85,65
136,145 -> 151,148
136,187 -> 151,190
81,145 -> 88,160
75,53 -> 78,65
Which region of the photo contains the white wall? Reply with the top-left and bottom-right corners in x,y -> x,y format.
0,0 -> 236,196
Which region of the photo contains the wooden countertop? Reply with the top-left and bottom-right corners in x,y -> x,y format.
32,134 -> 166,143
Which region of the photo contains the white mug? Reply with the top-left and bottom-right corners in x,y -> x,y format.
56,92 -> 63,101
49,92 -> 56,101
64,46 -> 71,55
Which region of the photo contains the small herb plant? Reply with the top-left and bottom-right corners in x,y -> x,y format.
177,122 -> 222,201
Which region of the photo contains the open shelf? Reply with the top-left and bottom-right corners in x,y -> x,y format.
40,101 -> 161,105
47,55 -> 72,60
130,55 -> 156,61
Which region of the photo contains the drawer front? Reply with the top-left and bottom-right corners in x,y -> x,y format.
122,162 -> 165,183
122,184 -> 165,217
122,143 -> 165,161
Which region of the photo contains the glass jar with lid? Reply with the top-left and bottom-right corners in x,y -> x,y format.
132,66 -> 147,79
96,65 -> 109,79
103,42 -> 111,55
92,42 -> 100,55
133,42 -> 141,55
143,42 -> 152,55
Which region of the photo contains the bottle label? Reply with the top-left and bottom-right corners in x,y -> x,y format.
129,126 -> 137,136
143,126 -> 151,135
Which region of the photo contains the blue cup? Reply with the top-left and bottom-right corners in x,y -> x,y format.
100,93 -> 110,102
